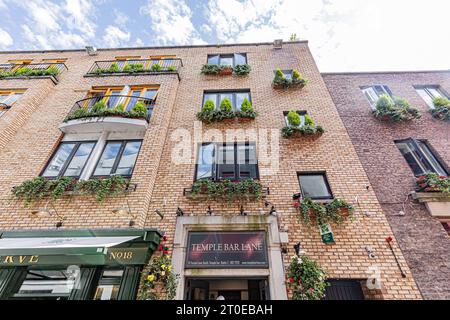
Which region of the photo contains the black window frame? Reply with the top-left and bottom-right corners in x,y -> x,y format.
297,172 -> 334,200
194,142 -> 259,182
273,69 -> 294,80
394,138 -> 448,177
40,140 -> 97,179
202,90 -> 251,112
206,53 -> 247,67
283,110 -> 307,127
92,139 -> 143,179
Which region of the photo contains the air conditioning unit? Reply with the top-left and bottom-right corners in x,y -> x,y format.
273,39 -> 283,49
85,46 -> 98,56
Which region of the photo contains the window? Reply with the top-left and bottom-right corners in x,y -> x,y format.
93,140 -> 142,177
283,111 -> 306,127
441,221 -> 450,236
207,53 -> 247,67
13,269 -> 75,300
42,141 -> 96,178
361,85 -> 392,110
195,142 -> 258,181
395,139 -> 448,177
0,90 -> 25,116
93,269 -> 124,300
298,172 -> 333,200
203,91 -> 251,111
114,56 -> 142,70
273,70 -> 294,80
85,86 -> 158,111
415,86 -> 447,109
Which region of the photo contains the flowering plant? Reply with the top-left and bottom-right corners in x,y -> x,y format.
416,173 -> 450,194
140,236 -> 178,300
286,254 -> 328,300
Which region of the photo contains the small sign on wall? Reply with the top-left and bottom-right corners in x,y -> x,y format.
319,224 -> 335,245
185,231 -> 269,269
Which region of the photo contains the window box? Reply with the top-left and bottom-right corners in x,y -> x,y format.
373,95 -> 421,122
202,53 -> 251,76
219,65 -> 233,75
412,174 -> 450,217
431,96 -> 450,121
272,68 -> 308,90
184,179 -> 269,200
86,58 -> 182,77
0,63 -> 67,84
281,111 -> 324,138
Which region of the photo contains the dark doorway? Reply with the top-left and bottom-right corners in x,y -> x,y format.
185,278 -> 269,300
324,279 -> 365,300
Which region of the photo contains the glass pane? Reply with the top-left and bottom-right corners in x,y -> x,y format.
298,174 -> 332,199
2,93 -> 22,105
142,89 -> 157,100
219,56 -> 233,66
106,90 -> 121,109
15,270 -> 75,300
207,55 -> 219,65
219,93 -> 234,109
196,143 -> 215,180
237,144 -> 257,179
93,269 -> 124,301
396,141 -> 427,176
236,92 -> 250,111
234,53 -> 247,65
115,141 -> 142,176
284,70 -> 293,80
217,144 -> 235,179
93,142 -> 122,176
417,141 -> 448,176
42,143 -> 76,177
427,88 -> 443,99
64,142 -> 95,177
203,93 -> 218,109
362,87 -> 378,109
126,91 -> 141,111
416,88 -> 435,109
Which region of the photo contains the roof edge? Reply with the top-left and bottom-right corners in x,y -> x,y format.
0,40 -> 309,55
322,69 -> 450,76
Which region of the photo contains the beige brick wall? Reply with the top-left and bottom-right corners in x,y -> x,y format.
0,42 -> 422,299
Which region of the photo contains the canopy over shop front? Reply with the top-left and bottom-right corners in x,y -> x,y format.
0,229 -> 162,266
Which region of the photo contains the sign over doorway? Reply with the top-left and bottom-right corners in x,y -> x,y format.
185,231 -> 268,268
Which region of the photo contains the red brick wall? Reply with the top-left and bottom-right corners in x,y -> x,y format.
323,71 -> 450,299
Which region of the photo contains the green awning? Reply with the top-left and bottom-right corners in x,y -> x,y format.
0,229 -> 162,267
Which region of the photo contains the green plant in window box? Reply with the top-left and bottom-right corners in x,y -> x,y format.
431,97 -> 450,121
282,112 -> 324,139
131,101 -> 148,118
201,64 -> 222,75
287,110 -> 301,127
272,68 -> 291,89
297,197 -> 354,228
286,254 -> 328,300
167,65 -> 176,72
91,100 -> 106,113
123,63 -> 143,73
291,69 -> 308,87
74,175 -> 129,202
109,62 -> 120,73
416,173 -> 450,194
237,98 -> 257,119
373,94 -> 421,122
233,64 -> 251,76
151,63 -> 162,72
189,178 -> 263,200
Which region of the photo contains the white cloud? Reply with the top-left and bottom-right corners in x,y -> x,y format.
103,25 -> 131,47
140,0 -> 205,45
18,0 -> 97,49
0,28 -> 13,49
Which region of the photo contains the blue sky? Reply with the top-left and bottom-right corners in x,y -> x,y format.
0,0 -> 449,72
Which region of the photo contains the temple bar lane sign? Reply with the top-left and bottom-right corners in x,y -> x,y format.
185,231 -> 269,269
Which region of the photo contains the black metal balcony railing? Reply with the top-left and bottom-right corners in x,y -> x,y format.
86,58 -> 183,75
0,63 -> 68,82
65,95 -> 155,122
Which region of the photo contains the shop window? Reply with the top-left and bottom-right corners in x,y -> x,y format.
93,140 -> 142,178
195,142 -> 258,181
13,269 -> 75,300
41,141 -> 96,179
203,90 -> 251,112
361,85 -> 392,110
415,86 -> 447,109
395,138 -> 448,177
93,269 -> 124,300
0,89 -> 25,116
324,279 -> 365,300
297,172 -> 333,200
207,53 -> 247,67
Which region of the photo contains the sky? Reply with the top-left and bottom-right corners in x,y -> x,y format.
0,0 -> 449,72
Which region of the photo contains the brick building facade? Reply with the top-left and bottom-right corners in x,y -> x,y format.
323,71 -> 450,299
0,41 -> 422,300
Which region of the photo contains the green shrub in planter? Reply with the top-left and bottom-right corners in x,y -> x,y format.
287,110 -> 301,126
109,62 -> 120,72
151,63 -> 161,72
304,114 -> 314,126
201,64 -> 222,75
431,96 -> 450,121
238,98 -> 257,119
115,103 -> 126,112
167,65 -> 176,72
92,101 -> 106,113
123,63 -> 143,72
272,68 -> 291,88
72,108 -> 89,119
234,64 -> 251,75
220,97 -> 233,112
202,99 -> 215,112
131,102 -> 148,117
374,94 -> 421,122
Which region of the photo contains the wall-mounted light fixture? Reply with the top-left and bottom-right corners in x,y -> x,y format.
239,205 -> 247,216
176,207 -> 184,217
112,200 -> 136,226
207,206 -> 213,216
30,200 -> 65,228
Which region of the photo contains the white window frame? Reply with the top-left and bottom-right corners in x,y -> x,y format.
415,86 -> 446,109
361,85 -> 391,110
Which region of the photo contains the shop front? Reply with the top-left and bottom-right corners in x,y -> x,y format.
172,215 -> 287,300
0,229 -> 162,300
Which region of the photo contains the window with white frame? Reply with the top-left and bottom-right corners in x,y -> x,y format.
283,111 -> 306,127
0,90 -> 25,117
415,86 -> 447,109
361,85 -> 392,110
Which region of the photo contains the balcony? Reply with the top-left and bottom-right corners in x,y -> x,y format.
59,95 -> 155,134
0,63 -> 68,84
85,58 -> 183,79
